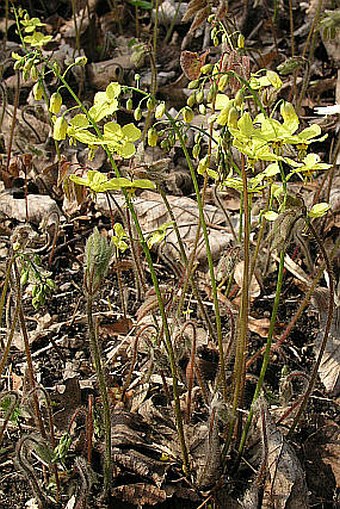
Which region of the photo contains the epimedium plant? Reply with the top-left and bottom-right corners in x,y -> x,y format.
136,17 -> 333,457
11,5 -> 191,491
9,4 -> 335,502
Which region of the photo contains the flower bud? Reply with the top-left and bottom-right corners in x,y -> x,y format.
155,101 -> 166,119
197,155 -> 209,175
33,81 -> 44,101
218,74 -> 229,92
227,107 -> 239,129
192,143 -> 200,159
147,96 -> 156,111
14,60 -> 23,71
234,89 -> 244,107
200,63 -> 213,75
207,82 -> 217,102
187,92 -> 196,107
147,127 -> 158,147
237,34 -> 245,49
216,100 -> 233,125
49,91 -> 63,114
30,65 -> 38,80
53,116 -> 68,141
23,58 -> 33,73
196,90 -> 204,104
134,106 -> 142,121
52,61 -> 61,76
74,56 -> 87,67
182,106 -> 194,123
126,98 -> 133,110
188,80 -> 199,89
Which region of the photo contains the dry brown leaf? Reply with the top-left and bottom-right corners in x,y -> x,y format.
112,483 -> 167,505
312,288 -> 340,396
303,422 -> 339,500
11,372 -> 23,392
248,316 -> 271,337
182,0 -> 206,23
260,402 -> 309,509
0,191 -> 62,226
234,260 -> 261,298
1,105 -> 50,151
96,191 -> 235,267
99,317 -> 133,337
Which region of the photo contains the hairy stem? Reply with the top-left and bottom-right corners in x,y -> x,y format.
86,293 -> 112,494
165,112 -> 227,402
288,220 -> 334,436
238,248 -> 285,457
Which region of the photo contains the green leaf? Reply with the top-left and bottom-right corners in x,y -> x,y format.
131,178 -> 156,189
121,123 -> 141,142
297,124 -> 322,140
99,176 -> 156,192
286,153 -> 332,179
105,82 -> 121,100
238,112 -> 254,137
24,31 -> 52,47
117,141 -> 136,158
207,168 -> 218,180
263,162 -> 280,177
69,170 -> 108,192
308,202 -> 331,218
128,0 -> 153,9
215,94 -> 230,110
20,17 -> 46,31
69,114 -> 89,129
98,122 -> 141,158
89,82 -> 121,122
280,101 -> 299,134
263,210 -> 279,221
266,70 -> 283,89
147,222 -> 174,249
69,129 -> 98,145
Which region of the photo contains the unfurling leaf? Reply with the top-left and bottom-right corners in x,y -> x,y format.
84,228 -> 114,295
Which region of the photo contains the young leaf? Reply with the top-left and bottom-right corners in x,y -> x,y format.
69,170 -> 108,192
280,101 -> 299,134
263,210 -> 279,221
308,202 -> 331,218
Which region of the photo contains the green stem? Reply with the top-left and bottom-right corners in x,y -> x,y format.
158,186 -> 215,339
86,293 -> 112,494
165,112 -> 228,402
0,254 -> 14,350
53,68 -> 189,474
238,248 -> 285,457
14,261 -> 47,441
288,220 -> 334,436
164,0 -> 183,44
232,156 -> 250,420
